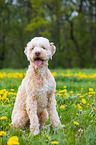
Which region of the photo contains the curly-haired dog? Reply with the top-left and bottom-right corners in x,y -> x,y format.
11,37 -> 61,135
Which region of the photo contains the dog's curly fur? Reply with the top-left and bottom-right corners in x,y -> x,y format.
11,37 -> 61,135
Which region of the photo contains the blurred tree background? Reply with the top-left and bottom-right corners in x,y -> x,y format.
0,0 -> 96,69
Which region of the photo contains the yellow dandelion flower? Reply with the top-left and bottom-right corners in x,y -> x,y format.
88,94 -> 92,97
89,91 -> 95,95
80,95 -> 83,98
51,141 -> 58,144
6,126 -> 8,130
70,91 -> 73,94
60,105 -> 65,109
82,99 -> 86,104
52,72 -> 57,77
73,121 -> 79,125
77,104 -> 82,109
12,97 -> 16,99
0,116 -> 7,120
92,107 -> 95,110
61,73 -> 64,76
59,89 -> 67,93
2,105 -> 5,107
0,131 -> 6,136
62,124 -> 66,127
77,93 -> 81,96
72,104 -> 74,106
10,89 -> 14,91
46,135 -> 48,138
76,113 -> 79,116
46,135 -> 51,139
55,90 -> 57,93
9,123 -> 13,128
7,136 -> 19,145
64,86 -> 67,88
64,93 -> 69,97
89,88 -> 94,92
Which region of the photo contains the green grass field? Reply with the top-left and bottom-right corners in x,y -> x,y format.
0,69 -> 96,145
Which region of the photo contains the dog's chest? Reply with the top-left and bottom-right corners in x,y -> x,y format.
36,78 -> 52,113
37,76 -> 53,93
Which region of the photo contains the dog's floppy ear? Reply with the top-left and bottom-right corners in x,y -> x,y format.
24,41 -> 30,55
24,47 -> 27,55
50,42 -> 56,56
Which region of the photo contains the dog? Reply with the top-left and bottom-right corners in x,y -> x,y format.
11,37 -> 61,135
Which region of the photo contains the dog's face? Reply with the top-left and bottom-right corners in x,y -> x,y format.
24,37 -> 56,67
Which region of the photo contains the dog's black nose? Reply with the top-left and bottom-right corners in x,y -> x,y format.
35,51 -> 40,56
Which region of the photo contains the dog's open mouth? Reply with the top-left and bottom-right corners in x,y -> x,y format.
34,58 -> 43,66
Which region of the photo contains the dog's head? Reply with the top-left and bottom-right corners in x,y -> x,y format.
24,37 -> 56,67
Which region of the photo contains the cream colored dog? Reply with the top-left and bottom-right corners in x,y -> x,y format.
11,37 -> 61,135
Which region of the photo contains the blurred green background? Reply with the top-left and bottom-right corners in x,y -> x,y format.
0,0 -> 96,69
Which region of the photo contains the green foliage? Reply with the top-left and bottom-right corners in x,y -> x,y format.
0,0 -> 96,68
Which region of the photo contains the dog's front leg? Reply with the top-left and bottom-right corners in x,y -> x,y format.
47,93 -> 61,128
26,97 -> 40,135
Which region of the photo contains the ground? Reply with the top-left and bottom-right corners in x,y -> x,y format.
0,69 -> 96,145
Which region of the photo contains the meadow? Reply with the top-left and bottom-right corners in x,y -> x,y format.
0,69 -> 96,145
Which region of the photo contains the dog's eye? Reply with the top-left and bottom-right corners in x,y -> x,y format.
31,47 -> 34,50
42,46 -> 46,49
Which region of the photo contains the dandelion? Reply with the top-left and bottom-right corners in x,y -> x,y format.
10,89 -> 14,91
70,91 -> 73,94
51,141 -> 58,144
89,91 -> 95,95
64,86 -> 67,88
73,121 -> 79,125
60,105 -> 65,109
77,93 -> 81,96
62,124 -> 65,127
61,73 -> 64,76
77,104 -> 82,109
0,116 -> 7,120
0,131 -> 6,136
46,135 -> 51,139
64,93 -> 69,97
92,107 -> 95,111
76,113 -> 79,116
80,95 -> 83,98
72,104 -> 74,106
7,136 -> 19,145
9,123 -> 13,128
59,89 -> 67,93
52,72 -> 57,77
55,90 -> 57,93
89,88 -> 94,92
12,97 -> 16,99
82,99 -> 86,104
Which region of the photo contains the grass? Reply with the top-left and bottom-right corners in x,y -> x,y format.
0,68 -> 96,145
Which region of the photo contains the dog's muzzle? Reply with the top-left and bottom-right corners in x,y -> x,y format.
34,52 -> 43,66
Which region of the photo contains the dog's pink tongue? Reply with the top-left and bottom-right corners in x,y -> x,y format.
35,60 -> 42,66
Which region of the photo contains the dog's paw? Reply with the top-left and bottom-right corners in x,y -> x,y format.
30,128 -> 40,136
33,130 -> 40,136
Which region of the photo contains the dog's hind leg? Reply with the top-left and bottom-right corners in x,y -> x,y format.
38,109 -> 48,129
